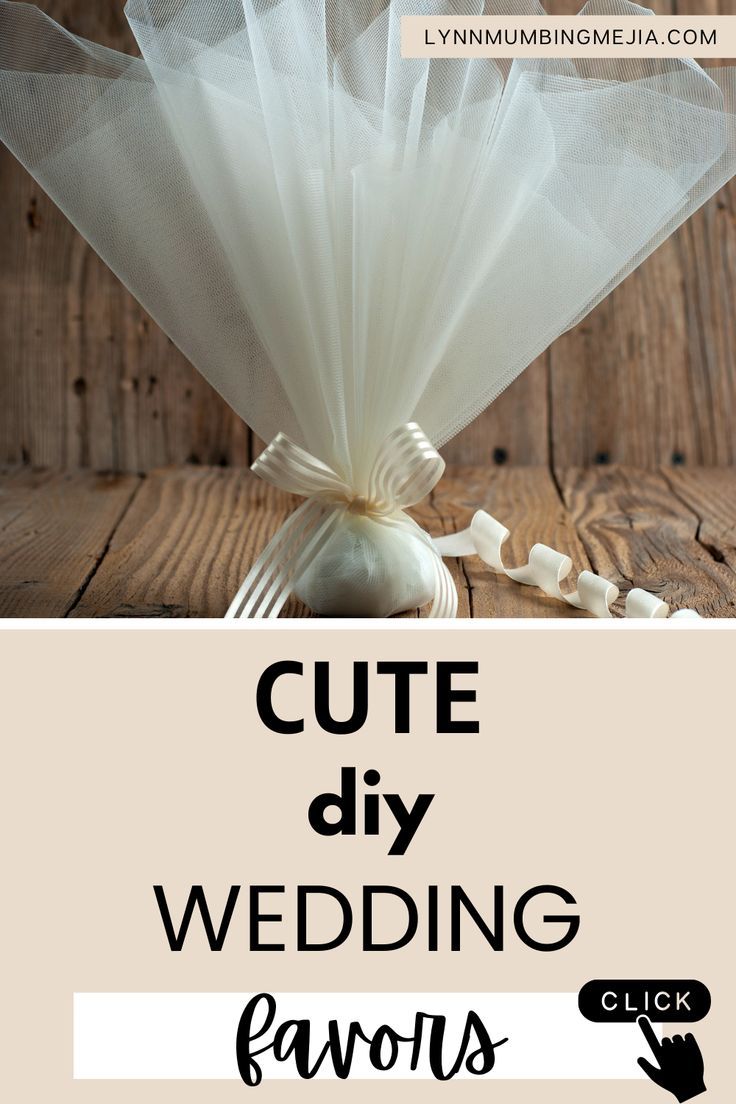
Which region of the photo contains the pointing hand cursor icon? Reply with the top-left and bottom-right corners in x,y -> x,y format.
637,1015 -> 707,1101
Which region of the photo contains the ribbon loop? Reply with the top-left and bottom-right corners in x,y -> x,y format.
251,432 -> 350,501
368,423 -> 445,512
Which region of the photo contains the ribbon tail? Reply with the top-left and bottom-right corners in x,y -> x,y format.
226,500 -> 341,619
430,554 -> 458,618
432,529 -> 477,558
435,509 -> 701,620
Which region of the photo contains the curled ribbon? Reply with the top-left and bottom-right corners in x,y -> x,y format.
434,511 -> 701,619
226,423 -> 458,619
227,422 -> 701,620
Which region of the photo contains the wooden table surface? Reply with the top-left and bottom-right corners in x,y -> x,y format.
1,464 -> 735,618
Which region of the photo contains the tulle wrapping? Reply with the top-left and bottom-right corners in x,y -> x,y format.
2,0 -> 736,614
295,514 -> 438,617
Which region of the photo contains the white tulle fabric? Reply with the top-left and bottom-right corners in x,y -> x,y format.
1,0 -> 736,616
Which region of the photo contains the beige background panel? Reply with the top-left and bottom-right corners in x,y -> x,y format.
0,626 -> 732,1100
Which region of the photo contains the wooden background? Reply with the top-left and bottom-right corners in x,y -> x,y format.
1,0 -> 735,474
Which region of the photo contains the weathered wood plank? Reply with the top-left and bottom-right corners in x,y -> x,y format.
664,467 -> 736,573
0,469 -> 140,617
0,1 -> 250,472
558,467 -> 736,616
550,190 -> 736,467
3,464 -> 736,618
70,466 -> 313,618
414,465 -> 592,617
70,465 -> 452,619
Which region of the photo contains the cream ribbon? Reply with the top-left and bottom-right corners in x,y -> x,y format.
433,510 -> 701,619
227,422 -> 700,620
226,423 -> 458,619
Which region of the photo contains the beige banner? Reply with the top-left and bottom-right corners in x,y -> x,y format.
402,15 -> 736,58
0,625 -> 732,1101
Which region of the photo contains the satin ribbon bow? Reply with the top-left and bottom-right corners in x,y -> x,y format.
226,423 -> 458,619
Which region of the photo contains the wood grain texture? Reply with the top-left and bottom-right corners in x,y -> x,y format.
1,465 -> 734,618
1,1 -> 736,470
0,1 -> 250,473
557,467 -> 736,616
70,466 -> 311,618
664,467 -> 736,572
0,468 -> 140,616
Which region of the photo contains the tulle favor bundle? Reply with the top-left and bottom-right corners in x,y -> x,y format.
2,0 -> 736,616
